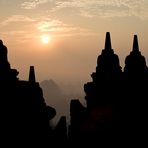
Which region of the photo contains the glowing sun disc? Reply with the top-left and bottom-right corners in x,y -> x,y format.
41,35 -> 51,44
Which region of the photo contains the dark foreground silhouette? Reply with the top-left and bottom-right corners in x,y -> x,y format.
0,32 -> 147,147
69,33 -> 148,146
0,40 -> 64,147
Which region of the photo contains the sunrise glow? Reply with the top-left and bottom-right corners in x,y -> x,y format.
41,35 -> 51,44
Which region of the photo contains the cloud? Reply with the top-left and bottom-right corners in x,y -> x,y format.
0,14 -> 95,44
37,19 -> 73,32
21,0 -> 50,9
20,0 -> 148,19
52,0 -> 148,20
1,31 -> 26,35
36,18 -> 95,36
0,15 -> 35,27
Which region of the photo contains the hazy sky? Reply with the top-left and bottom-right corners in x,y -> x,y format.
1,0 -> 148,83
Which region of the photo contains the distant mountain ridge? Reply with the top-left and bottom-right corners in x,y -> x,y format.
40,79 -> 85,124
40,79 -> 63,102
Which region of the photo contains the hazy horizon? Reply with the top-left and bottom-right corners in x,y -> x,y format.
1,0 -> 148,83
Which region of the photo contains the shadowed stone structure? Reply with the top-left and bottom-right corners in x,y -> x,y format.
0,40 -> 18,81
69,32 -> 148,146
84,32 -> 122,108
0,40 -> 56,147
1,33 -> 148,146
69,32 -> 123,146
123,35 -> 148,144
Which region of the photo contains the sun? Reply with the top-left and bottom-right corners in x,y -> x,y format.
41,35 -> 51,44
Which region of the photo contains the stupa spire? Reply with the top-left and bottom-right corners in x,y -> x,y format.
132,35 -> 139,52
29,66 -> 36,83
105,32 -> 112,50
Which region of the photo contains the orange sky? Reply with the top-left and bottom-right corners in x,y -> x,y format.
1,0 -> 148,84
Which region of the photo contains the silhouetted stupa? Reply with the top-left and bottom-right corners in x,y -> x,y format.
84,32 -> 122,108
1,32 -> 148,146
124,35 -> 148,80
69,32 -> 123,146
0,40 -> 56,147
69,32 -> 148,146
123,35 -> 148,143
